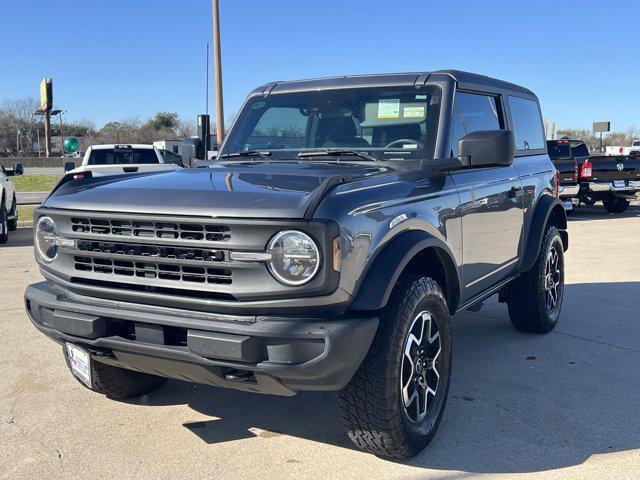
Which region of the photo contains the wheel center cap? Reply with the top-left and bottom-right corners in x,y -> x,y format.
415,358 -> 424,374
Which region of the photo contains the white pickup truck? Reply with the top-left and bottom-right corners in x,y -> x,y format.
0,162 -> 23,243
605,140 -> 640,156
64,144 -> 181,177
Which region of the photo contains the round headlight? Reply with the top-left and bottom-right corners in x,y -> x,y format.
267,230 -> 321,286
36,216 -> 58,262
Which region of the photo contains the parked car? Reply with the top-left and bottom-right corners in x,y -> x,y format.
26,70 -> 568,458
0,162 -> 24,243
606,142 -> 640,156
547,139 -> 579,210
64,144 -> 181,177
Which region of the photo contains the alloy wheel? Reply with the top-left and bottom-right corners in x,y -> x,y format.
544,246 -> 562,311
400,311 -> 441,423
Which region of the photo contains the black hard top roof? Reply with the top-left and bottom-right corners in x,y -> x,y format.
253,70 -> 534,96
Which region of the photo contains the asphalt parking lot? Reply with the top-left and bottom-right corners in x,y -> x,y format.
1,205 -> 639,480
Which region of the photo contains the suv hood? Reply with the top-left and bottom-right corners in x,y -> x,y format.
44,163 -> 389,219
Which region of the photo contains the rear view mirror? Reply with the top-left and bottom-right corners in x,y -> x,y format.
458,130 -> 514,168
12,163 -> 24,176
64,161 -> 76,172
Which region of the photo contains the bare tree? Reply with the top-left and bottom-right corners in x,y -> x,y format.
1,97 -> 41,153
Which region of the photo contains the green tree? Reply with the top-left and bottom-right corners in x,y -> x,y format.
146,112 -> 179,131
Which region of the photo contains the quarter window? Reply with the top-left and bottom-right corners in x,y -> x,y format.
451,92 -> 501,157
508,96 -> 545,151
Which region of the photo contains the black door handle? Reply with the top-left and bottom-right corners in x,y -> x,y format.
123,167 -> 138,173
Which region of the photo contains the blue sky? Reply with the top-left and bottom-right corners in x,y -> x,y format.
2,0 -> 638,131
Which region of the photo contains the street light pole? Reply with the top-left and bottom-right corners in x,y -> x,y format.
212,0 -> 225,146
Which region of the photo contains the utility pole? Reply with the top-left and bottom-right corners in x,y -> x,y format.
205,42 -> 209,117
212,0 -> 225,145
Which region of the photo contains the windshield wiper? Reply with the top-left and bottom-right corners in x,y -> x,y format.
298,149 -> 379,162
218,150 -> 272,162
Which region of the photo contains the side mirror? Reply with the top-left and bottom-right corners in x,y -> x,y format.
12,163 -> 24,176
458,130 -> 514,168
64,161 -> 76,172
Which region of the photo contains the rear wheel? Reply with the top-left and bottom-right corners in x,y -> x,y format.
506,227 -> 564,333
0,198 -> 8,244
602,195 -> 630,214
7,195 -> 17,231
340,275 -> 452,458
63,346 -> 166,399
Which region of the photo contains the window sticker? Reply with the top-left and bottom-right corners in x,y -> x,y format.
403,106 -> 425,118
402,144 -> 419,149
378,99 -> 400,119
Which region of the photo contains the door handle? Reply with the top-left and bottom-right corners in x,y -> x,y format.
123,167 -> 138,173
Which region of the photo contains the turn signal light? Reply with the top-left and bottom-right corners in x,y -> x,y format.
580,161 -> 592,179
332,237 -> 341,272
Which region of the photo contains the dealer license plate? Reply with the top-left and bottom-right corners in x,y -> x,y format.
614,180 -> 626,188
563,200 -> 574,211
66,343 -> 92,387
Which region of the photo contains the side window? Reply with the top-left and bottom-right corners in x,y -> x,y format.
508,96 -> 545,151
451,92 -> 501,157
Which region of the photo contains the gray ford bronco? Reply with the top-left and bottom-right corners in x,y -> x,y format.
25,70 -> 568,458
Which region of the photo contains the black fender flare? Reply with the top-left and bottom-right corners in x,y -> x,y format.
350,230 -> 461,313
520,195 -> 568,273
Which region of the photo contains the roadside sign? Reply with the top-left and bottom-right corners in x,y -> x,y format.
593,121 -> 610,133
40,78 -> 52,111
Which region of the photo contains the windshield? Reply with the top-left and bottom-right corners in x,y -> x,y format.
221,86 -> 441,161
88,147 -> 159,165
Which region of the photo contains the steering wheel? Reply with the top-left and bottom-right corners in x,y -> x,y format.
384,138 -> 422,149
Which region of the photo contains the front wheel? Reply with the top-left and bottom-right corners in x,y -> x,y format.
506,227 -> 565,333
602,195 -> 630,214
340,275 -> 452,458
8,195 -> 18,231
0,198 -> 8,244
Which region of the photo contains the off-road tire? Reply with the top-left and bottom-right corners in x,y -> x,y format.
63,346 -> 166,399
340,275 -> 452,459
602,195 -> 630,214
8,195 -> 18,231
506,226 -> 564,333
0,197 -> 8,244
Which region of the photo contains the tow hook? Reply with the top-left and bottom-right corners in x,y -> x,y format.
224,370 -> 254,382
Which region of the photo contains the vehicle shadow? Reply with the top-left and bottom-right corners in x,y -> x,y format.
125,281 -> 640,474
568,202 -> 640,220
1,227 -> 34,248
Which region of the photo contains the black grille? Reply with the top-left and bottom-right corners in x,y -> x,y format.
71,217 -> 230,242
73,256 -> 232,285
77,240 -> 224,262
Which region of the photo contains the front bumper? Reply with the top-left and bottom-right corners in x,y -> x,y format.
25,281 -> 378,396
